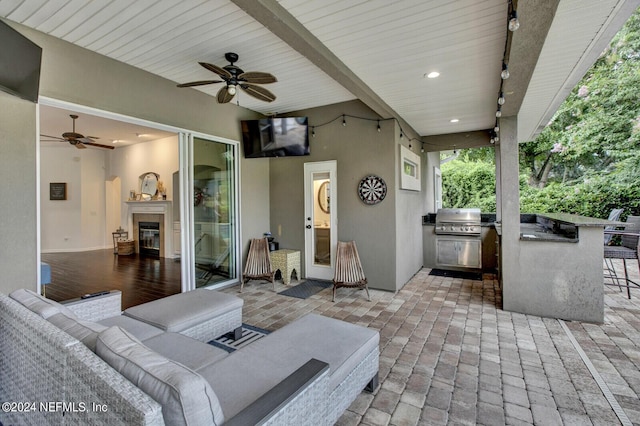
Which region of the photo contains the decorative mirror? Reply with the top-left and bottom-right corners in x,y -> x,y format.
318,181 -> 330,213
139,172 -> 159,200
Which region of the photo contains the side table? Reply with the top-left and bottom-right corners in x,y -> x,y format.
270,249 -> 300,285
112,230 -> 128,254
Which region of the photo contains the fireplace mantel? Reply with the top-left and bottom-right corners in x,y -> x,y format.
125,201 -> 173,257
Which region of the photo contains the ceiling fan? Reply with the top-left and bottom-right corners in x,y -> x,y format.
177,52 -> 277,103
41,114 -> 114,150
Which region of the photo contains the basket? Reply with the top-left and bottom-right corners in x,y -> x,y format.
117,240 -> 135,255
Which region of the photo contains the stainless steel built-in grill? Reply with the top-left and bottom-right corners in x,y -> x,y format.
435,208 -> 482,236
435,208 -> 482,269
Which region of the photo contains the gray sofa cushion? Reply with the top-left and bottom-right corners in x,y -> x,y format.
96,326 -> 224,426
142,332 -> 228,371
47,313 -> 107,352
99,315 -> 164,341
123,289 -> 243,332
198,313 -> 379,419
9,288 -> 77,319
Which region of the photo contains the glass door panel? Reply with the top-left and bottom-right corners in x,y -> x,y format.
193,137 -> 237,287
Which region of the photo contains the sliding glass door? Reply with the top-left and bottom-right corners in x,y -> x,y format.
190,137 -> 238,288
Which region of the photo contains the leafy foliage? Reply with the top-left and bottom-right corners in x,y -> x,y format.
442,8 -> 640,219
441,160 -> 496,212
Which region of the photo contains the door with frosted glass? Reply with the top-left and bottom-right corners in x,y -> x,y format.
193,137 -> 237,287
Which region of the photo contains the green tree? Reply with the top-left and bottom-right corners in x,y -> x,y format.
520,8 -> 640,192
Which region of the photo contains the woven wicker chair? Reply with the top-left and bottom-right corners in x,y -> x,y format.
240,238 -> 275,292
333,241 -> 370,302
604,215 -> 640,298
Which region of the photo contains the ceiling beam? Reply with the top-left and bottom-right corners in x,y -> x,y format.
231,0 -> 420,138
422,130 -> 492,152
501,0 -> 560,117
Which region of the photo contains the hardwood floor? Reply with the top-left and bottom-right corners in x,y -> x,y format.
42,249 -> 181,310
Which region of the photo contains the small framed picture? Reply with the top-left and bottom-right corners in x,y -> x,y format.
400,145 -> 421,191
50,182 -> 67,200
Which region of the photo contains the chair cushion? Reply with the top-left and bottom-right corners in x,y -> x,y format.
123,289 -> 243,333
99,315 -> 164,341
9,288 -> 77,319
96,326 -> 224,426
141,332 -> 228,371
47,313 -> 107,352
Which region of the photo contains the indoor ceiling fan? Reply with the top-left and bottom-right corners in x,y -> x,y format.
177,52 -> 277,103
41,114 -> 114,150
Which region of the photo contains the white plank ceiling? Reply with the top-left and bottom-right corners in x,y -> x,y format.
1,0 -> 638,142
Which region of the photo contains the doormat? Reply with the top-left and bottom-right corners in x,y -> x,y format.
278,279 -> 332,299
429,268 -> 482,281
208,324 -> 270,353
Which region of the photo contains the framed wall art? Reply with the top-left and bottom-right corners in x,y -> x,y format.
49,182 -> 67,200
400,145 -> 421,191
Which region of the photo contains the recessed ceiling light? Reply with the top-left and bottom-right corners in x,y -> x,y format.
450,119 -> 459,123
424,71 -> 440,79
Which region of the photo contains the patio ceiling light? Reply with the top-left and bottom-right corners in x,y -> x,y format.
501,62 -> 510,79
508,10 -> 520,31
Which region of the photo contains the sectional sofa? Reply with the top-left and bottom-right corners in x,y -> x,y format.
0,288 -> 379,425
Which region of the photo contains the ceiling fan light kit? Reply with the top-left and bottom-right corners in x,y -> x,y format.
178,52 -> 277,104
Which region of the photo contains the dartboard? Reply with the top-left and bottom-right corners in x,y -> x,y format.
358,175 -> 387,205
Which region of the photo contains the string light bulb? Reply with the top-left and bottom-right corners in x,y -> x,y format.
311,127 -> 316,137
508,10 -> 520,31
377,120 -> 381,132
498,92 -> 506,105
496,108 -> 502,118
342,115 -> 346,126
501,62 -> 510,79
494,125 -> 500,133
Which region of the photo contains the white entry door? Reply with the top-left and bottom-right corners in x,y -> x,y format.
304,161 -> 337,280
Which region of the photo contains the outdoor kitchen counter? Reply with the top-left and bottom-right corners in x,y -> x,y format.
519,213 -> 622,242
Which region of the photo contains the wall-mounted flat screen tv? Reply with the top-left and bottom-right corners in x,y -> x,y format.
0,19 -> 42,103
241,117 -> 309,158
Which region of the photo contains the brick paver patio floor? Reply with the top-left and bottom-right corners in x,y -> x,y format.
223,261 -> 640,425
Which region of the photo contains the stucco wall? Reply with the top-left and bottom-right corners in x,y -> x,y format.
394,122 -> 426,288
0,91 -> 38,294
269,100 -> 402,292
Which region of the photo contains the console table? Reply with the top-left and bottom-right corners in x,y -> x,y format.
271,249 -> 300,285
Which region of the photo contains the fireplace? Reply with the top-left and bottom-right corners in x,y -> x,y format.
125,201 -> 173,258
139,222 -> 160,257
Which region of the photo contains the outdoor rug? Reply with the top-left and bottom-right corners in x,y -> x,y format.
208,324 -> 270,353
278,279 -> 332,299
429,268 -> 482,281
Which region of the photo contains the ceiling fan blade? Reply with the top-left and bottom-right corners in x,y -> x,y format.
217,86 -> 235,103
78,136 -> 100,143
199,62 -> 232,79
238,72 -> 277,84
82,141 -> 115,150
177,80 -> 223,88
240,83 -> 276,103
40,134 -> 65,141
